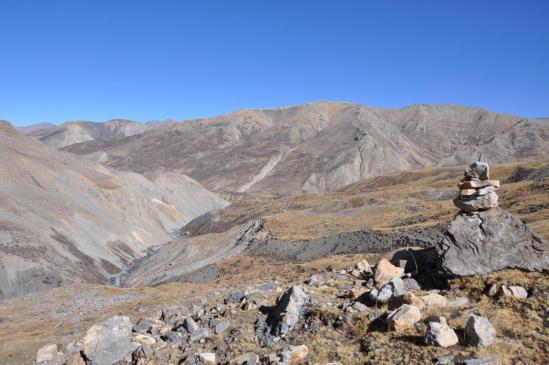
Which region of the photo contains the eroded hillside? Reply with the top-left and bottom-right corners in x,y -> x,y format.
0,121 -> 228,298
57,103 -> 548,195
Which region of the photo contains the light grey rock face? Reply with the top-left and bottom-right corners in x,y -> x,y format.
182,317 -> 199,334
424,321 -> 459,347
267,285 -> 310,336
436,208 -> 549,276
465,161 -> 490,180
465,315 -> 496,348
82,315 -> 137,365
370,277 -> 407,303
453,191 -> 498,212
369,284 -> 394,303
476,185 -> 496,196
213,319 -> 230,334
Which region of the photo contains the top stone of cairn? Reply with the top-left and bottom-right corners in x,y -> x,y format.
464,161 -> 489,181
454,162 -> 499,213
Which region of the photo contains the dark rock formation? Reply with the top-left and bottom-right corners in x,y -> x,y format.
436,208 -> 549,276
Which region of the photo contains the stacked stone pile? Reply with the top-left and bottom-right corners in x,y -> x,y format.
453,162 -> 500,213
431,161 -> 549,277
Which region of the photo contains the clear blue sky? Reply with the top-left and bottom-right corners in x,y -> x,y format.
1,1 -> 548,126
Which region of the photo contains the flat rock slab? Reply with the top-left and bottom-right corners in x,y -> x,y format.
436,208 -> 549,276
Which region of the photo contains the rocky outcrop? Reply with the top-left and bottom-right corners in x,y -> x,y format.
437,206 -> 548,276
82,316 -> 136,364
435,162 -> 549,277
266,285 -> 310,337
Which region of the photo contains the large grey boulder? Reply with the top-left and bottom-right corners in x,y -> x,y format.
436,208 -> 549,276
266,285 -> 310,337
82,316 -> 137,365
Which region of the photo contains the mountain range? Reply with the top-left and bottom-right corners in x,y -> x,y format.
1,102 -> 548,299
30,102 -> 548,195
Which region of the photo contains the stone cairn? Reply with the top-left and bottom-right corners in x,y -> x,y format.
453,161 -> 500,213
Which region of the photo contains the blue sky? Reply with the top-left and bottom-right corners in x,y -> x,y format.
1,1 -> 548,126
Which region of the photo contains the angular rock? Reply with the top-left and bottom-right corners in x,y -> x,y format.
374,258 -> 404,284
369,284 -> 393,303
425,321 -> 459,347
36,344 -> 58,364
387,304 -> 421,331
190,328 -> 209,342
370,277 -> 407,303
82,316 -> 137,365
453,191 -> 498,212
266,285 -> 309,336
182,317 -> 199,334
198,352 -> 216,365
476,186 -> 496,196
465,315 -> 496,347
436,208 -> 549,276
509,286 -> 528,298
465,161 -> 490,180
214,319 -> 230,334
356,259 -> 372,273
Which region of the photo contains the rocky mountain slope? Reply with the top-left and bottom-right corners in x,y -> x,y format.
54,103 -> 548,195
30,119 -> 148,149
0,121 -> 228,298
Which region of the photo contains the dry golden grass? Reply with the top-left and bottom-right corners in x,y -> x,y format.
235,159 -> 549,240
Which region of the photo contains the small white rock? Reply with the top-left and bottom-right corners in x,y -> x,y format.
198,352 -> 216,365
36,344 -> 57,364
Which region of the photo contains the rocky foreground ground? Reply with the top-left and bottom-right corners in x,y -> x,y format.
31,256 -> 548,365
